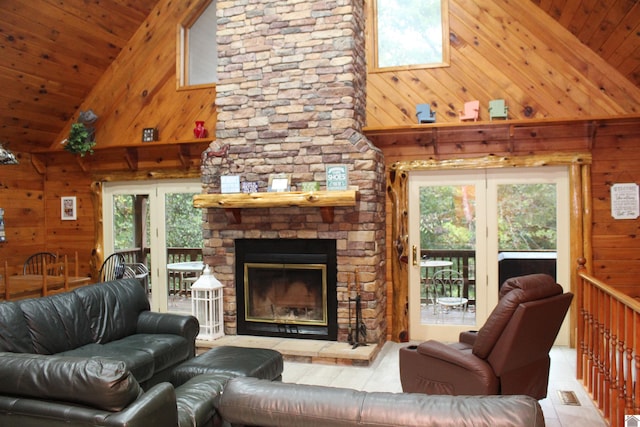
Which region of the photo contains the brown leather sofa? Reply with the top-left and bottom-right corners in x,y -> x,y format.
216,376 -> 545,427
399,274 -> 573,399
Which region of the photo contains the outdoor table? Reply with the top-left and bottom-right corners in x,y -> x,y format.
167,261 -> 204,297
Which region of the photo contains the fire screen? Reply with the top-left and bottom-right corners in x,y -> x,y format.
244,263 -> 327,326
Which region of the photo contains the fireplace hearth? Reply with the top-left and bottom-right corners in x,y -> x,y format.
235,239 -> 337,340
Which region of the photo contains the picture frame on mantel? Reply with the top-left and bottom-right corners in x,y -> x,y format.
268,173 -> 291,192
61,196 -> 77,220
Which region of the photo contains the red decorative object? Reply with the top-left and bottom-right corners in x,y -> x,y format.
194,121 -> 208,138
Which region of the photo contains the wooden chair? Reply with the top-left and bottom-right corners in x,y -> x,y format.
2,261 -> 9,300
416,103 -> 436,123
42,255 -> 69,296
488,99 -> 508,121
459,100 -> 480,121
23,252 -> 57,275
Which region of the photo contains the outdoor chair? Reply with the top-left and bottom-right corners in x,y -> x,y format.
431,269 -> 468,322
400,274 -> 573,399
98,253 -> 127,282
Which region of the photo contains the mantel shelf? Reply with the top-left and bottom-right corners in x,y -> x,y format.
193,190 -> 358,224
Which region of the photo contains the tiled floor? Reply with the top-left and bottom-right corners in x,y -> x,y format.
199,336 -> 607,427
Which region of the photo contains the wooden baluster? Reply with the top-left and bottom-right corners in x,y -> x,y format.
617,306 -> 627,427
625,308 -> 634,422
602,292 -> 611,416
609,299 -> 619,424
635,311 -> 640,416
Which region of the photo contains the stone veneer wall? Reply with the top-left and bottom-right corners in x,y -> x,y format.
200,0 -> 386,344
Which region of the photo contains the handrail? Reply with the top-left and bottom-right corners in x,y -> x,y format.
578,269 -> 640,426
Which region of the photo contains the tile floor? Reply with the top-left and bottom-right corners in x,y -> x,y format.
199,336 -> 607,427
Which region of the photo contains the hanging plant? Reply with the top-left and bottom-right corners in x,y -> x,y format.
64,122 -> 96,156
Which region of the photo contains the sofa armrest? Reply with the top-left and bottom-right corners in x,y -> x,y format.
416,340 -> 487,372
104,383 -> 179,427
136,311 -> 199,356
0,382 -> 178,427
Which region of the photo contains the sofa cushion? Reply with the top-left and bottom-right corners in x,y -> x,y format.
104,334 -> 190,373
73,279 -> 150,344
0,353 -> 141,412
0,302 -> 33,353
17,292 -> 93,354
59,343 -> 155,383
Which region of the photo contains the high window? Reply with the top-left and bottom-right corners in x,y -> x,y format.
369,0 -> 450,71
178,0 -> 217,88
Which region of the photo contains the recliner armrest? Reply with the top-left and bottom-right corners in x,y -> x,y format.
459,330 -> 478,346
416,340 -> 488,372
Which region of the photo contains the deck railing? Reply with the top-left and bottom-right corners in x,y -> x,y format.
578,269 -> 640,426
422,249 -> 476,304
115,247 -> 202,294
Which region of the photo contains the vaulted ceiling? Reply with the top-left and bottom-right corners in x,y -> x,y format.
1,0 -> 638,153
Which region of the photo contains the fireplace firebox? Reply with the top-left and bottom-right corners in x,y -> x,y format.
235,239 -> 337,340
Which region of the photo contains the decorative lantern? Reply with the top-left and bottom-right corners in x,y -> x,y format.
191,264 -> 224,340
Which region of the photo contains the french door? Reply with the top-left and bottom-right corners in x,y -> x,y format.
103,179 -> 202,313
408,167 -> 570,343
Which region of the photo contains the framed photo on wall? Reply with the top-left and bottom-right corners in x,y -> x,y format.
61,196 -> 77,220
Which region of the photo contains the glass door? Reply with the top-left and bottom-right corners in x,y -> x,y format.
408,171 -> 488,341
408,167 -> 570,344
103,179 -> 202,313
486,167 -> 571,345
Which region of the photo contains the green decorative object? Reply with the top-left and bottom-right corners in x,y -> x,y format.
65,122 -> 96,156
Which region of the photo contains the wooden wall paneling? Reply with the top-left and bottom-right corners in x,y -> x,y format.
506,1 -> 639,114
0,157 -> 46,271
597,4 -> 640,66
53,0 -> 217,154
455,1 -> 592,117
42,157 -> 95,278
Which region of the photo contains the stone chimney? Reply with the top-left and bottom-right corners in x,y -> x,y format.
201,0 -> 387,344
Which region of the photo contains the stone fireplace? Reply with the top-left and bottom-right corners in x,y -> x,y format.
199,0 -> 386,344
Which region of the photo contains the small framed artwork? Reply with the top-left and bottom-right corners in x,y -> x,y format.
242,181 -> 259,193
220,175 -> 241,193
326,164 -> 349,191
268,173 -> 291,192
61,196 -> 77,220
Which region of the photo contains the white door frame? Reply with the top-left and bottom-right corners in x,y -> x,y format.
103,179 -> 201,312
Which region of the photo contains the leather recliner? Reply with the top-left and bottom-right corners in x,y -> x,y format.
399,274 -> 573,399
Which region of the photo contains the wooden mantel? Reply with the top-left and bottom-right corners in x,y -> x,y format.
193,189 -> 358,224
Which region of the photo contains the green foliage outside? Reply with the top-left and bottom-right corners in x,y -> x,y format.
377,0 -> 443,68
113,193 -> 202,250
420,184 -> 557,252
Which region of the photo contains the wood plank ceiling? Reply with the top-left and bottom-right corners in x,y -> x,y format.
0,0 -> 638,154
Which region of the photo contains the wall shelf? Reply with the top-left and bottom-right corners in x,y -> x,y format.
193,189 -> 358,224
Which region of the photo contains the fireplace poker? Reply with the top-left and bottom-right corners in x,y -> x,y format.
347,273 -> 354,345
351,269 -> 367,349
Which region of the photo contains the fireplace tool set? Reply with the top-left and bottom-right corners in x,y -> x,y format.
348,270 -> 367,349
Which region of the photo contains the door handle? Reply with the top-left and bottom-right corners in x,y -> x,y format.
412,245 -> 418,266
